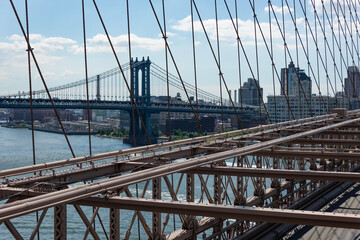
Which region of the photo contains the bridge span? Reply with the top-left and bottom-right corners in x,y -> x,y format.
1,109 -> 360,239
2,0 -> 360,239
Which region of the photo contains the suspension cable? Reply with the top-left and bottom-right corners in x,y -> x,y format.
190,0 -> 200,134
226,0 -> 296,121
268,0 -> 277,123
162,0 -> 172,140
9,0 -> 76,158
148,0 -> 204,135
234,0 -> 244,128
82,0 -> 92,156
126,0 -> 136,147
92,0 -> 152,144
191,0 -> 257,125
253,0 -> 263,125
214,0 -> 224,132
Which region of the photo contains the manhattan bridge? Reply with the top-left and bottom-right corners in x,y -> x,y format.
1,0 -> 360,239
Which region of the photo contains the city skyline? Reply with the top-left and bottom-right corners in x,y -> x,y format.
0,0 -> 356,101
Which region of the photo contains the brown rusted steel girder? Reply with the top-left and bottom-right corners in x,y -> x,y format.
185,166 -> 360,182
0,112 -> 339,179
279,129 -> 360,136
253,149 -> 360,159
0,116 -> 360,221
4,220 -> 23,240
75,197 -> 360,229
9,147 -> 359,189
251,137 -> 360,145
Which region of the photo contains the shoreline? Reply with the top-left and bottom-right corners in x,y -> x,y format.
95,134 -> 125,140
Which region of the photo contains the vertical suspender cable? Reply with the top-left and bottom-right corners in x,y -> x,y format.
294,0 -> 302,119
190,0 -> 200,133
323,1 -> 331,111
82,0 -> 92,156
25,2 -> 39,239
215,0 -> 224,132
92,0 -> 152,144
192,0 -> 257,124
10,0 -> 76,158
235,0 -> 244,128
253,0 -> 263,125
149,0 -> 204,135
126,0 -> 136,147
268,0 -> 277,123
162,0 -> 172,140
25,0 -> 36,169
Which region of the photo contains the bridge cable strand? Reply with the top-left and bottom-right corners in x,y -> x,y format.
9,0 -> 76,158
268,1 -> 317,118
323,0 -> 331,113
269,0 -> 315,118
331,1 -> 340,106
234,0 -> 244,128
332,0 -> 360,103
191,0 -> 252,125
190,0 -> 200,135
268,0 -> 278,123
162,0 -> 172,141
228,0 -> 289,122
151,63 -> 225,103
161,1 -> 178,228
306,0 -> 354,107
337,0 -> 358,75
126,0 -> 137,147
351,0 -> 360,67
91,0 -> 152,144
253,0 -> 263,125
148,0 -> 204,135
82,0 -> 92,156
293,0 -> 338,113
350,0 -> 360,68
214,0 -> 224,132
82,4 -> 107,231
282,0 -> 290,120
323,0 -> 344,107
304,0 -> 350,107
294,0 -> 303,118
25,0 -> 36,168
25,1 -> 40,239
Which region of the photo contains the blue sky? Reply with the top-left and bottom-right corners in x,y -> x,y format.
0,0 -> 356,100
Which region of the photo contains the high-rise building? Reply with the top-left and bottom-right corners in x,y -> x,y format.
267,95 -> 345,123
290,71 -> 312,99
345,66 -> 360,99
238,78 -> 263,106
281,61 -> 311,97
268,61 -> 317,122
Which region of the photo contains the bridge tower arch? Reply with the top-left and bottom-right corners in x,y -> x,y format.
127,57 -> 156,146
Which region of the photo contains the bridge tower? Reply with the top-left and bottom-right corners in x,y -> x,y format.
127,57 -> 157,146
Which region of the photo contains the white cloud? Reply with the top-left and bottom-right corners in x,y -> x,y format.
157,31 -> 177,38
1,33 -> 164,57
264,5 -> 293,14
171,15 -> 282,43
5,34 -> 76,54
71,33 -> 164,54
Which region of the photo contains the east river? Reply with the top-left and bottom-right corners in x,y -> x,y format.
0,125 -> 181,239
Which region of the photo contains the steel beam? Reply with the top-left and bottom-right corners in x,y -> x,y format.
74,197 -> 360,229
4,220 -> 23,240
185,166 -> 360,182
1,116 -> 360,221
0,112 -> 338,179
54,204 -> 66,240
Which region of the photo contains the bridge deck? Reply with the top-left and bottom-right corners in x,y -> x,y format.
293,184 -> 360,240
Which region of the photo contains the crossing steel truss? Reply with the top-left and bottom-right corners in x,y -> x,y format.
1,109 -> 360,239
